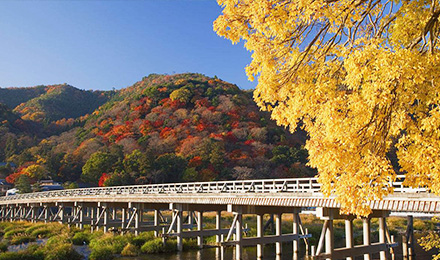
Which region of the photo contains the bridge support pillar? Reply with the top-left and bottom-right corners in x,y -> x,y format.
403,215 -> 415,260
293,210 -> 300,259
256,213 -> 264,259
275,213 -> 282,255
363,218 -> 371,260
95,206 -> 101,231
44,205 -> 49,223
325,219 -> 334,260
216,210 -> 222,243
154,209 -> 159,237
175,205 -> 183,251
379,217 -> 386,260
0,206 -> 4,221
7,206 -> 11,222
90,207 -> 94,232
188,211 -> 193,230
134,204 -> 141,236
112,208 -> 116,221
101,203 -> 109,233
30,205 -> 36,223
121,207 -> 126,233
197,211 -> 203,248
59,203 -> 65,224
78,203 -> 84,229
345,218 -> 354,260
14,205 -> 19,221
235,211 -> 243,260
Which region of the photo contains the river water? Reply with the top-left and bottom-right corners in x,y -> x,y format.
115,241 -> 436,260
116,245 -> 302,260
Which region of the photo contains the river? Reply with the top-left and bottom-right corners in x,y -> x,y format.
115,240 -> 436,260
116,245 -> 302,260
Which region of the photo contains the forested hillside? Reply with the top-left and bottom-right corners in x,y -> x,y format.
13,84 -> 111,123
0,85 -> 46,109
0,73 -> 314,188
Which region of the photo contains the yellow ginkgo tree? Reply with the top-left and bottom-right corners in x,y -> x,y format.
214,0 -> 440,216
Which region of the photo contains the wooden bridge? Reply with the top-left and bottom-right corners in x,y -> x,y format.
0,175 -> 436,259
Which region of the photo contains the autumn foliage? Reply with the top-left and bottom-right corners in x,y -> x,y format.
0,73 -> 312,188
215,0 -> 440,216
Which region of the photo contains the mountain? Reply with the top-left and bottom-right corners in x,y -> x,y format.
0,73 -> 314,186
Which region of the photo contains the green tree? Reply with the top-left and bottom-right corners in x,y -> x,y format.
182,167 -> 198,182
123,150 -> 142,174
170,88 -> 192,103
104,170 -> 134,186
15,174 -> 32,193
82,151 -> 119,184
152,154 -> 187,183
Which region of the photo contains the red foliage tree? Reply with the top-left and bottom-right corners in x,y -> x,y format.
6,171 -> 26,184
188,156 -> 203,168
98,173 -> 110,187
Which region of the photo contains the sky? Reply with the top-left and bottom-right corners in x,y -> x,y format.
0,0 -> 255,91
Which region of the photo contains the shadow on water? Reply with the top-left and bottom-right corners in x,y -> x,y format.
115,238 -> 437,260
116,244 -> 310,260
116,246 -> 292,260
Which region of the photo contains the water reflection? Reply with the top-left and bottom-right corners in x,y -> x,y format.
116,245 -> 305,260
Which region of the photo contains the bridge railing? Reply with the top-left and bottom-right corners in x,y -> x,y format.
392,175 -> 427,193
0,175 -> 428,202
0,177 -> 321,201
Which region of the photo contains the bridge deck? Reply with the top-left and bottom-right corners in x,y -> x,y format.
0,175 -> 438,214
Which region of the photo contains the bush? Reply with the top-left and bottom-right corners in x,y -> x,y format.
4,229 -> 25,239
0,252 -> 28,260
89,245 -> 114,260
164,240 -> 177,252
44,243 -> 83,260
25,224 -> 47,235
10,235 -> 36,245
121,243 -> 139,256
71,231 -> 90,245
141,238 -> 165,254
0,241 -> 8,253
0,222 -> 14,232
204,235 -> 217,245
140,238 -> 177,254
3,224 -> 22,233
45,234 -> 70,248
131,236 -> 147,247
183,238 -> 198,250
30,228 -> 51,238
89,234 -> 129,254
0,250 -> 43,260
131,232 -> 154,247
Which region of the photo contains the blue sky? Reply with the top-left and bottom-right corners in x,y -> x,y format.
0,0 -> 254,90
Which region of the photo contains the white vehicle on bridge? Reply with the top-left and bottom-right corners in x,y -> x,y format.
5,188 -> 19,196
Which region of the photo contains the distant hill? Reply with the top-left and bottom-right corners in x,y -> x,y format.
0,85 -> 47,109
0,73 -> 315,185
12,84 -> 112,123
